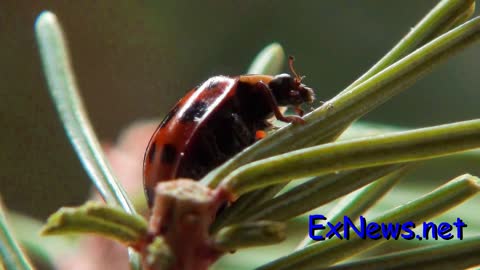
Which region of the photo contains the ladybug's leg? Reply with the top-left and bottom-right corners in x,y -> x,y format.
294,106 -> 304,117
255,81 -> 305,124
229,113 -> 254,147
198,129 -> 227,165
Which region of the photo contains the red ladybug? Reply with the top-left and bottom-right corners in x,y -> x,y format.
143,57 -> 315,205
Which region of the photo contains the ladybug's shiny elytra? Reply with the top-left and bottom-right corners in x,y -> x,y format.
143,57 -> 315,206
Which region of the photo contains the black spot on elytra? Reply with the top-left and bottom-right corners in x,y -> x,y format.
159,103 -> 180,128
147,142 -> 156,163
179,101 -> 208,122
161,144 -> 177,164
146,187 -> 155,207
207,80 -> 220,90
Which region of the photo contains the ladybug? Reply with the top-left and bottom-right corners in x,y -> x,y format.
143,56 -> 315,206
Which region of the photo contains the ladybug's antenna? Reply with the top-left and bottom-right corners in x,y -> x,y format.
288,56 -> 304,83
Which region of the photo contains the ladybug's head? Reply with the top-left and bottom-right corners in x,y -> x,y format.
268,56 -> 315,107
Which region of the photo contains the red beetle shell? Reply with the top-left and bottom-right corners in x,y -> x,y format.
143,61 -> 315,206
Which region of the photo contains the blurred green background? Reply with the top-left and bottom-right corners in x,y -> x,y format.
1,1 -> 480,220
